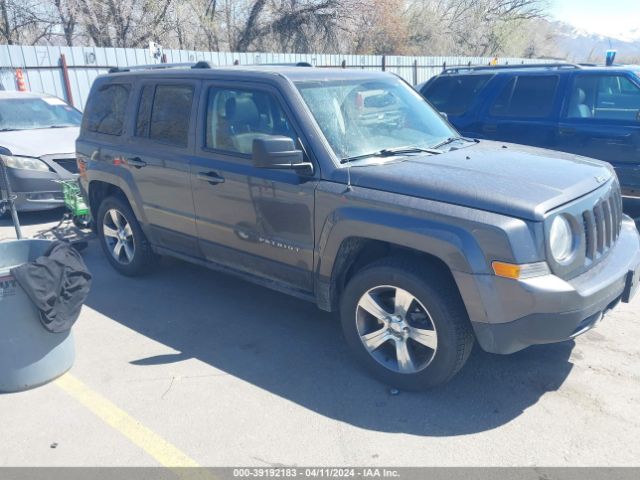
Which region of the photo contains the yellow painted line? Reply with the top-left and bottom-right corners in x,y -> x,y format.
56,373 -> 215,480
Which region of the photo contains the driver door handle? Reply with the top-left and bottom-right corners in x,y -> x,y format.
197,171 -> 225,185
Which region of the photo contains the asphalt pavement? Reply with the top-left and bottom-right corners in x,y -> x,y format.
1,209 -> 639,467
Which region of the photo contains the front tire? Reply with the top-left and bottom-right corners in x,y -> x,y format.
340,257 -> 474,390
96,195 -> 154,276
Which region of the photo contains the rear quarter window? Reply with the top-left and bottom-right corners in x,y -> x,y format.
85,83 -> 131,136
422,75 -> 492,115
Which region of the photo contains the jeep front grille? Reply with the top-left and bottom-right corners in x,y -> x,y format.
582,186 -> 623,261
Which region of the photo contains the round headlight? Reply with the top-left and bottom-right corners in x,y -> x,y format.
549,215 -> 574,264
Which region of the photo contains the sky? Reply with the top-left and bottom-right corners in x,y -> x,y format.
550,0 -> 640,40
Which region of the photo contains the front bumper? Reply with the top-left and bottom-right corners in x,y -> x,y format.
467,216 -> 640,354
3,156 -> 74,212
12,191 -> 64,211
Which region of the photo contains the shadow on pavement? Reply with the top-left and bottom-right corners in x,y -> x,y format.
82,241 -> 574,437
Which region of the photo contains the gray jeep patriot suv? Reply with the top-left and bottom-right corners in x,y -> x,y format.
77,63 -> 640,390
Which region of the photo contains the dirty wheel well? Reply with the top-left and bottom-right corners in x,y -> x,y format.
331,238 -> 459,311
88,181 -> 129,219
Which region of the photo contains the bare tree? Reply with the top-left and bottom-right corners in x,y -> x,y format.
404,0 -> 550,56
2,0 -> 556,60
52,0 -> 76,45
0,0 -> 50,45
73,0 -> 174,47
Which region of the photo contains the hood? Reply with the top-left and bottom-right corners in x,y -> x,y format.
340,141 -> 614,221
0,127 -> 79,158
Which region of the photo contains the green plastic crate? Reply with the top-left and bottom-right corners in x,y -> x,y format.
59,179 -> 89,217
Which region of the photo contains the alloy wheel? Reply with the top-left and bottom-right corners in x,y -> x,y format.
355,285 -> 438,374
102,208 -> 135,265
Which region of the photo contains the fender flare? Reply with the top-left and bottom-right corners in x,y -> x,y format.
314,207 -> 491,317
87,168 -> 149,230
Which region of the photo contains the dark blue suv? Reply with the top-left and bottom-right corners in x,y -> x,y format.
420,64 -> 640,213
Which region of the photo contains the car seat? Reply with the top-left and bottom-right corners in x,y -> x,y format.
222,96 -> 272,154
569,88 -> 592,118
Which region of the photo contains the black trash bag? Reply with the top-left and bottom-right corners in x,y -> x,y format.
10,241 -> 92,333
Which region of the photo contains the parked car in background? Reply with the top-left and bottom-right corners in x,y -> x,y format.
0,91 -> 81,212
77,64 -> 639,390
419,64 -> 640,213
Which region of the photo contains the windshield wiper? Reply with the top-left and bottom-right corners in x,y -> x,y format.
0,128 -> 20,132
45,124 -> 75,129
430,136 -> 476,150
340,146 -> 439,164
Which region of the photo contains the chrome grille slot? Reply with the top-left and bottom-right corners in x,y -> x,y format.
593,202 -> 605,254
581,185 -> 622,262
602,199 -> 612,248
583,210 -> 597,260
609,195 -> 618,241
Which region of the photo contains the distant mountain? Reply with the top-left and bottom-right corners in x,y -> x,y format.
550,21 -> 640,63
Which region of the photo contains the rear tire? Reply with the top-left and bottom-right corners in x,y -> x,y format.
97,195 -> 154,276
340,257 -> 474,390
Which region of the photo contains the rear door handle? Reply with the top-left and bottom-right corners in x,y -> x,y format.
127,157 -> 147,168
197,171 -> 225,185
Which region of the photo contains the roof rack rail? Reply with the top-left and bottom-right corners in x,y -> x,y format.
262,62 -> 313,67
108,60 -> 312,73
108,62 -> 197,73
192,61 -> 213,69
442,63 -> 581,74
228,62 -> 313,67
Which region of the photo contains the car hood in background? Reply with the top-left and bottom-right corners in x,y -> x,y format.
0,127 -> 79,157
343,141 -> 614,221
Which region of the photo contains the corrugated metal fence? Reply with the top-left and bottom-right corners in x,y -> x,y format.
0,45 -> 551,109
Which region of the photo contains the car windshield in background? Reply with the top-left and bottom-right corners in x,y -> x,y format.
0,97 -> 81,131
295,77 -> 457,162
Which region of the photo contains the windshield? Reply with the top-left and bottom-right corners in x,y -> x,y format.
0,97 -> 82,131
295,77 -> 457,161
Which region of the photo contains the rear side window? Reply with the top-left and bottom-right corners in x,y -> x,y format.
490,75 -> 559,118
85,83 -> 130,135
422,75 -> 491,115
138,84 -> 194,147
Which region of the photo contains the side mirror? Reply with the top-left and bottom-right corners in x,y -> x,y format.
252,136 -> 312,174
440,111 -> 448,121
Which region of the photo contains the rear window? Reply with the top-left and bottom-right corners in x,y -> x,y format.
422,75 -> 492,115
490,75 -> 559,118
85,83 -> 130,136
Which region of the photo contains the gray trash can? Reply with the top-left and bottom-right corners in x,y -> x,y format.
0,239 -> 75,393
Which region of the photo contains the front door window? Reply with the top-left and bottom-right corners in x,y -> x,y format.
567,75 -> 640,121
